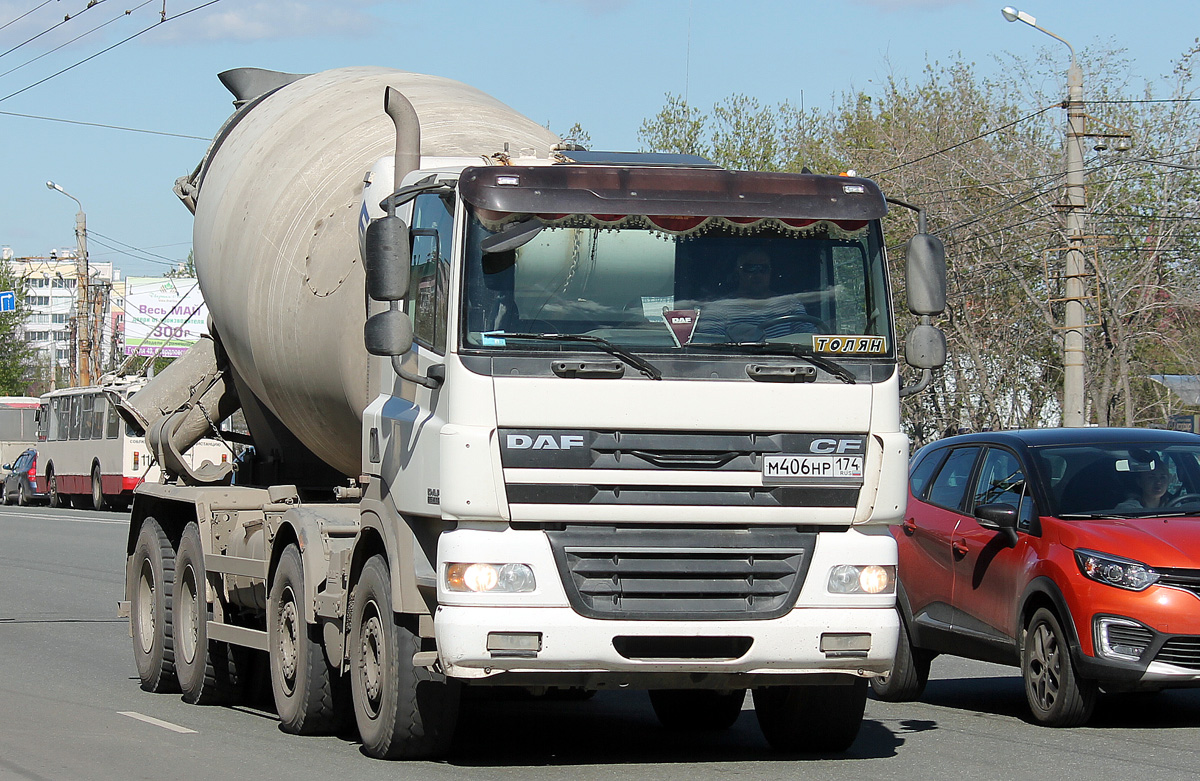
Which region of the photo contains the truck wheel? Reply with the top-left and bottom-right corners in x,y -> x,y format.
870,612 -> 932,702
350,555 -> 460,759
754,678 -> 867,753
174,522 -> 239,704
1022,607 -> 1097,727
649,689 -> 745,730
269,544 -> 345,734
131,517 -> 179,693
91,464 -> 107,511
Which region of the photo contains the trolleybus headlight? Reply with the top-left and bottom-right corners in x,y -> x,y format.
827,564 -> 895,595
445,563 -> 536,593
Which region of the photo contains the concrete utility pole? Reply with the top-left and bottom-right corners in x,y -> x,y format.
47,181 -> 91,387
1002,7 -> 1087,427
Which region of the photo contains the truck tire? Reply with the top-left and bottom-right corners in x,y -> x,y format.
870,612 -> 932,702
91,464 -> 107,511
350,555 -> 459,759
649,689 -> 746,730
754,678 -> 867,753
131,517 -> 179,693
269,544 -> 345,734
174,522 -> 239,704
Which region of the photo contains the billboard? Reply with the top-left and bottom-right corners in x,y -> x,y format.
122,277 -> 208,357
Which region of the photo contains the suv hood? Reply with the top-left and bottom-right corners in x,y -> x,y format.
1053,516 -> 1200,569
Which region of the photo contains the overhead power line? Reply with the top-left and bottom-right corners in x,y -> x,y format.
0,0 -> 155,81
0,0 -> 56,34
868,104 -> 1059,178
0,0 -> 110,61
0,107 -> 208,139
0,0 -> 223,104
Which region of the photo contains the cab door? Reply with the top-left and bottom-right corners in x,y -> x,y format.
380,190 -> 455,517
902,445 -> 980,644
950,446 -> 1038,659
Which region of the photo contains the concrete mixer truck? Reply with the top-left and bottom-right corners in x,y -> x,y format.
116,66 -> 947,759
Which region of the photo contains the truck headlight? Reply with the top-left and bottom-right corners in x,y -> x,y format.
1075,549 -> 1159,591
445,563 -> 536,593
828,564 -> 895,595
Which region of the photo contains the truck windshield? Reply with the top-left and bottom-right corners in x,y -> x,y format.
461,211 -> 893,356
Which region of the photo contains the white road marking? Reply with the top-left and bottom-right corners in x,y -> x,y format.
117,711 -> 197,734
0,510 -> 124,525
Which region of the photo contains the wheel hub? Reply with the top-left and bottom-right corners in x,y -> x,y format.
136,560 -> 156,653
360,604 -> 384,715
278,590 -> 299,691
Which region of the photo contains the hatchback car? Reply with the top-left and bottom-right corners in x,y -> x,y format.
2,448 -> 43,506
872,428 -> 1200,726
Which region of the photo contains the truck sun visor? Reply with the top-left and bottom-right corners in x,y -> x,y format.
458,166 -> 888,223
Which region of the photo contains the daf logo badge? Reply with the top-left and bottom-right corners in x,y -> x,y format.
506,434 -> 585,450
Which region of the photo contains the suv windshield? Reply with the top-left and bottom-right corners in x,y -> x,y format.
1035,442 -> 1200,517
461,211 -> 892,360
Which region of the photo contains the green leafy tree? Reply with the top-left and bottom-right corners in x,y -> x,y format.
0,263 -> 36,394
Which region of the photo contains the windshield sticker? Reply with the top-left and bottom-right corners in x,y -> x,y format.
664,309 -> 700,347
481,332 -> 508,347
813,335 -> 886,355
641,296 -> 674,323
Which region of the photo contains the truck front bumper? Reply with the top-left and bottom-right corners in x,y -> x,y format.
435,605 -> 898,682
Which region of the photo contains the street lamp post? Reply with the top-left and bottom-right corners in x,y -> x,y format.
1002,7 -> 1088,427
46,181 -> 92,387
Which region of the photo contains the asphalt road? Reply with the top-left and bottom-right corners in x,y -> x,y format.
3,503 -> 1200,780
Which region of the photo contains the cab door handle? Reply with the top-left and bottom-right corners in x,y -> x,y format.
952,539 -> 969,558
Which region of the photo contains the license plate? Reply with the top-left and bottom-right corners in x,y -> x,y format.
762,454 -> 864,481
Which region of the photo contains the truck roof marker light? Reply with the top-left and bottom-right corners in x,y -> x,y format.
496,175 -> 520,186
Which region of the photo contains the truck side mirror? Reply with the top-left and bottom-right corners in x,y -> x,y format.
364,215 -> 411,301
905,324 -> 946,370
364,309 -> 413,356
905,233 -> 946,316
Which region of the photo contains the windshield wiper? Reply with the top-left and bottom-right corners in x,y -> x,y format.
490,332 -> 663,380
689,342 -> 857,384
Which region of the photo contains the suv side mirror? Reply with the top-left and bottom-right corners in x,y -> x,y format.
975,502 -> 1019,547
906,233 -> 946,316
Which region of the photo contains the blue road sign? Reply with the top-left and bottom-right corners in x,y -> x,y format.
0,291 -> 15,312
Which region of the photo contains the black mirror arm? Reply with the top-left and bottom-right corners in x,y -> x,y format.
391,355 -> 443,389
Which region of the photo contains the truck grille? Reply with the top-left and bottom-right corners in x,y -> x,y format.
500,429 -> 865,508
545,525 -> 816,620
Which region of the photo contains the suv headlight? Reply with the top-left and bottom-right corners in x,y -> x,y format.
1075,549 -> 1159,591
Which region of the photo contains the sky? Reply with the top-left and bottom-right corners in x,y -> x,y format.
0,0 -> 1196,278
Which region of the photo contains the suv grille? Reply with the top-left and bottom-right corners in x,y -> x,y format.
1156,568 -> 1200,598
1154,637 -> 1200,670
546,525 -> 817,620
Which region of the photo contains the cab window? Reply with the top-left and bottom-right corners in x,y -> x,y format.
408,192 -> 453,353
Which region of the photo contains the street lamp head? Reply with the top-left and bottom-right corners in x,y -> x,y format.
46,180 -> 60,192
1000,6 -> 1037,26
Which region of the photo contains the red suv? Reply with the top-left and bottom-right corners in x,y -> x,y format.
873,428 -> 1200,726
